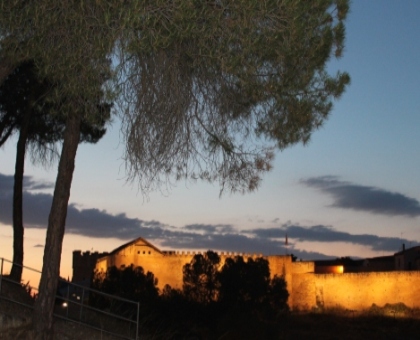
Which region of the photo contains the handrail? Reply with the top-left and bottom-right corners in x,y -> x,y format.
0,257 -> 139,339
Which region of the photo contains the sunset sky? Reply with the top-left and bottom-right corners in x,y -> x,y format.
1,0 -> 420,286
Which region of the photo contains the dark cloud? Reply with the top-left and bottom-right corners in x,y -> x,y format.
301,176 -> 420,217
0,173 -> 167,238
33,244 -> 44,248
247,223 -> 418,252
0,173 -> 416,260
184,224 -> 235,234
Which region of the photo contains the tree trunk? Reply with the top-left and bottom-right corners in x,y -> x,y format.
9,105 -> 32,282
33,112 -> 81,339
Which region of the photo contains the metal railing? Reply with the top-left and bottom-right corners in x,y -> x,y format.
0,257 -> 139,339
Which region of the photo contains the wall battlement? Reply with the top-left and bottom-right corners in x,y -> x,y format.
72,250 -> 108,286
161,251 -> 264,258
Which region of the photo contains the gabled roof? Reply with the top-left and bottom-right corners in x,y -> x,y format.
109,237 -> 163,255
394,245 -> 420,256
364,255 -> 394,262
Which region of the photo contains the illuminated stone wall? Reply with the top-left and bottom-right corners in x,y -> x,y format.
286,262 -> 316,308
291,273 -> 317,310
91,238 -> 420,312
292,271 -> 420,311
93,238 -> 300,299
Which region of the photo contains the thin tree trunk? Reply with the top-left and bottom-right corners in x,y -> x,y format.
33,112 -> 81,339
9,105 -> 32,282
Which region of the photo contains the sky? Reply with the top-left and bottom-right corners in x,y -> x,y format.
1,0 -> 420,286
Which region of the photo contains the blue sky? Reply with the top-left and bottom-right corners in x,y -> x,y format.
1,0 -> 420,282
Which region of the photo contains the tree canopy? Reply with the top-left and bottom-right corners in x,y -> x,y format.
181,252 -> 289,312
0,60 -> 111,282
0,1 -> 350,337
1,0 -> 350,194
0,61 -> 110,156
218,256 -> 271,308
183,251 -> 221,304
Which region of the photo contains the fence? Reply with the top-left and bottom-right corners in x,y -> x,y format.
0,257 -> 140,339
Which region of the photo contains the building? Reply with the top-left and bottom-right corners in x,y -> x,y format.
314,255 -> 394,274
394,244 -> 420,270
72,250 -> 108,287
93,237 -> 314,291
72,238 -> 420,311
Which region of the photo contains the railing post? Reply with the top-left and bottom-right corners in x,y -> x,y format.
0,258 -> 3,294
79,287 -> 85,321
66,283 -> 70,318
136,301 -> 140,340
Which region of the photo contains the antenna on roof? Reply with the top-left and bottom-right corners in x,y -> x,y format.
400,232 -> 404,252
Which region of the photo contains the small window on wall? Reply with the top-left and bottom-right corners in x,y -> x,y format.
143,251 -> 145,254
137,251 -> 140,254
148,251 -> 151,254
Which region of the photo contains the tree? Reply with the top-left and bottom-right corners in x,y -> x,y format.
218,256 -> 271,308
0,61 -> 110,282
183,251 -> 221,304
267,275 -> 289,312
0,1 -> 350,337
91,265 -> 158,316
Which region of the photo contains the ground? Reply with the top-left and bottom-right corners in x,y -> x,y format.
2,279 -> 420,339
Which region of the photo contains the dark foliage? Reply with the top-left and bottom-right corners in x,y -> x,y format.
182,251 -> 221,305
0,60 -> 111,282
91,256 -> 290,338
90,265 -> 158,317
181,252 -> 289,314
218,256 -> 271,309
0,60 -> 110,149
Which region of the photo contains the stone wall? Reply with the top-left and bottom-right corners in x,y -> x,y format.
85,238 -> 420,312
95,244 -> 295,292
292,271 -> 420,311
72,250 -> 108,286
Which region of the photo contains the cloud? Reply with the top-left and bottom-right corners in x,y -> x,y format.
0,173 -> 416,260
184,224 -> 235,234
33,244 -> 44,248
247,223 -> 418,252
301,176 -> 420,217
0,173 -> 336,259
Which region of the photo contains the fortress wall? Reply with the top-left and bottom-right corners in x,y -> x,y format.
146,255 -> 194,290
287,261 -> 315,308
142,253 -> 289,291
73,251 -> 107,284
291,273 -> 317,311
266,256 -> 291,278
266,256 -> 295,307
291,271 -> 420,311
82,241 -> 420,313
291,261 -> 315,274
315,271 -> 420,310
94,249 -> 297,292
